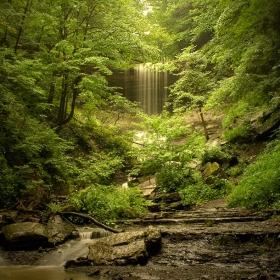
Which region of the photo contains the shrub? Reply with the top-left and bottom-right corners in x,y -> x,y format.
180,177 -> 231,206
180,183 -> 220,206
129,112 -> 206,177
223,122 -> 252,142
156,163 -> 195,193
226,165 -> 245,177
201,146 -> 231,165
91,121 -> 132,156
74,153 -> 124,187
227,136 -> 280,209
69,185 -> 149,222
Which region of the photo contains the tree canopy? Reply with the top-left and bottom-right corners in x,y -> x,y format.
0,0 -> 280,212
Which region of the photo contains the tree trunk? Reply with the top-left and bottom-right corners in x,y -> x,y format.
57,72 -> 69,125
60,75 -> 82,125
199,107 -> 209,141
47,71 -> 57,104
14,0 -> 31,54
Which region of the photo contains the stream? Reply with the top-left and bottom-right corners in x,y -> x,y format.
0,227 -> 112,280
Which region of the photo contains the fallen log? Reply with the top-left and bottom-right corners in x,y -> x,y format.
58,211 -> 123,234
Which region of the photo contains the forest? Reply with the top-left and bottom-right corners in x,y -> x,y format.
0,0 -> 280,223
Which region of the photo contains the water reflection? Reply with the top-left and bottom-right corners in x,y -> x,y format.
0,266 -> 111,280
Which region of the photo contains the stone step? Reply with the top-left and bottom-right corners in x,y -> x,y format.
141,209 -> 263,220
118,215 -> 266,226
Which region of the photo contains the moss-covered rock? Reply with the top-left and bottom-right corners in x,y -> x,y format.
1,222 -> 50,249
202,162 -> 227,184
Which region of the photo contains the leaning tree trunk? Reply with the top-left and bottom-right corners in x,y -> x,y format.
14,0 -> 31,54
199,107 -> 209,141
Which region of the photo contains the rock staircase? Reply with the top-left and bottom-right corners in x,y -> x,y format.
118,198 -> 280,279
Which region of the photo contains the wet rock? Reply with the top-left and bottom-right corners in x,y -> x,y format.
88,227 -> 161,265
152,191 -> 181,204
64,258 -> 91,268
164,201 -> 188,210
144,226 -> 162,255
47,215 -> 75,244
147,203 -> 162,212
161,192 -> 181,203
86,269 -> 101,276
1,222 -> 50,249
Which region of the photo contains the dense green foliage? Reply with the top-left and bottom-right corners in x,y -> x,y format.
1,0 -> 280,213
151,0 -> 280,140
129,111 -> 205,176
0,0 -> 153,210
227,134 -> 280,209
147,0 -> 280,209
69,185 -> 148,222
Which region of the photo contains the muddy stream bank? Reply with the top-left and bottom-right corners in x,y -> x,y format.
1,199 -> 280,280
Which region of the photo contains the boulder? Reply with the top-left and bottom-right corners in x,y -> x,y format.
202,162 -> 227,184
0,213 -> 15,230
147,203 -> 162,212
254,103 -> 280,140
151,191 -> 181,204
88,227 -> 161,265
64,258 -> 91,268
1,222 -> 50,249
148,201 -> 187,212
47,215 -> 75,244
137,176 -> 157,197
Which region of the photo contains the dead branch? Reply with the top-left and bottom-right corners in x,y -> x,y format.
58,211 -> 123,233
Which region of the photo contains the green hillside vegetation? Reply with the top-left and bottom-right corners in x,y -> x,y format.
0,0 -> 280,221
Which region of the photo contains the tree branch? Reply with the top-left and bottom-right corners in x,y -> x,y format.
58,211 -> 123,234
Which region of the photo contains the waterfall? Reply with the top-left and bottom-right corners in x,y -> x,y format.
125,64 -> 170,115
79,227 -> 112,239
0,228 -> 112,280
108,64 -> 175,115
42,227 -> 112,266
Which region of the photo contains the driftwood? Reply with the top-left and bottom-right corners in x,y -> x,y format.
59,211 -> 123,233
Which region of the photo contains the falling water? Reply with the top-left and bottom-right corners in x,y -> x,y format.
42,227 -> 112,266
108,64 -> 175,115
128,64 -> 169,115
0,227 -> 112,280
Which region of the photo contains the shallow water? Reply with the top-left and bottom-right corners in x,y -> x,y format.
42,238 -> 93,266
0,266 -> 111,280
0,227 -> 112,280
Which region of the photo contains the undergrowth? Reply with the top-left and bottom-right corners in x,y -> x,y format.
227,132 -> 280,209
69,184 -> 149,222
